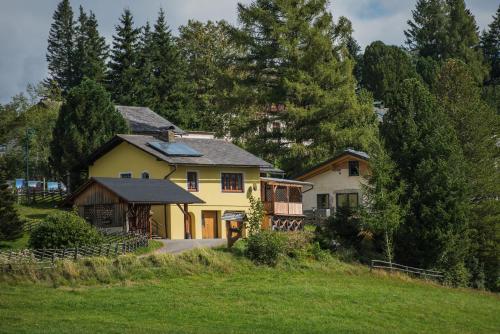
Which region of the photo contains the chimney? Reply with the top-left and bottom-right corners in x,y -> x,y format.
157,129 -> 176,142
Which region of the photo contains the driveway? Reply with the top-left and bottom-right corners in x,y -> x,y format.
153,239 -> 227,254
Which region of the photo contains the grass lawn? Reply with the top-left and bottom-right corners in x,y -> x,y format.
0,250 -> 498,334
133,240 -> 164,255
0,203 -> 63,250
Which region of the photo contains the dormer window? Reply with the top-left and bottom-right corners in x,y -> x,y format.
120,172 -> 132,178
348,161 -> 359,176
141,171 -> 150,179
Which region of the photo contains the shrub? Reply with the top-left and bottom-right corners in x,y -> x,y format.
231,238 -> 248,257
29,211 -> 104,249
246,231 -> 286,266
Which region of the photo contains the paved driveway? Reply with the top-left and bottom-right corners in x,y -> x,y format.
154,239 -> 227,254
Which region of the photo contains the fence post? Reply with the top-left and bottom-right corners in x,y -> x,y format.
62,248 -> 66,259
74,247 -> 78,260
115,243 -> 118,256
122,242 -> 125,254
41,248 -> 46,261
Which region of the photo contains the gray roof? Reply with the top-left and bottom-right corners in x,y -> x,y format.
73,177 -> 204,204
116,106 -> 185,134
344,148 -> 370,160
260,177 -> 313,186
90,134 -> 274,168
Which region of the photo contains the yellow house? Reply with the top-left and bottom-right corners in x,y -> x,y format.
84,130 -> 274,240
295,149 -> 370,218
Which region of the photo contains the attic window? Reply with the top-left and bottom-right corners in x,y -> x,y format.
348,161 -> 359,176
120,172 -> 132,179
141,172 -> 150,179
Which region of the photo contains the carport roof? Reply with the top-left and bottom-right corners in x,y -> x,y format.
68,177 -> 205,205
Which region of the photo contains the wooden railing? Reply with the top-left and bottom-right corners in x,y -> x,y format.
371,260 -> 444,280
263,201 -> 303,216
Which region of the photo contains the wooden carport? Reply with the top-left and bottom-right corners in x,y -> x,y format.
66,177 -> 204,238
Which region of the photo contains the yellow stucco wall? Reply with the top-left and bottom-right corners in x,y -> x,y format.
88,141 -> 259,239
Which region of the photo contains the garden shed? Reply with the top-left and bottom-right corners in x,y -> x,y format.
66,177 -> 204,237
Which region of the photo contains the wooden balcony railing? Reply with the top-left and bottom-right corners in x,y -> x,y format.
263,201 -> 303,216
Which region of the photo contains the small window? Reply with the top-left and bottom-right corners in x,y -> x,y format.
187,171 -> 198,192
317,194 -> 330,209
348,161 -> 359,176
120,172 -> 132,178
141,172 -> 150,179
221,173 -> 243,192
272,121 -> 281,133
336,193 -> 359,209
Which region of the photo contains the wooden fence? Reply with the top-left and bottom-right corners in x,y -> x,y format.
15,188 -> 67,205
370,259 -> 444,280
0,232 -> 148,269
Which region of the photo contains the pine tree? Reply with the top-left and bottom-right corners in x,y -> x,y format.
46,0 -> 75,94
381,79 -> 469,285
74,7 -> 108,84
178,20 -> 240,133
361,140 -> 405,263
362,41 -> 418,101
50,79 -> 128,188
148,9 -> 191,127
136,22 -> 154,106
0,171 -> 24,241
108,9 -> 140,105
481,5 -> 500,84
230,0 -> 377,175
481,5 -> 500,114
434,60 -> 500,290
405,0 -> 486,82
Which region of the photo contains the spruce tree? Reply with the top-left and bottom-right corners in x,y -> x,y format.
405,0 -> 486,82
481,5 -> 500,84
0,172 -> 24,241
148,9 -> 191,127
362,41 -> 418,101
108,9 -> 140,105
178,20 -> 239,132
50,79 -> 128,188
231,0 -> 377,175
434,60 -> 500,290
481,5 -> 500,113
46,0 -> 75,94
136,22 -> 154,106
74,7 -> 108,84
382,79 -> 469,284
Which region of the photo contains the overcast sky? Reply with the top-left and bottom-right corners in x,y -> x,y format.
0,0 -> 497,103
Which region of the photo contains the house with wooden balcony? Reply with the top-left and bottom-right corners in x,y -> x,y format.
260,177 -> 313,231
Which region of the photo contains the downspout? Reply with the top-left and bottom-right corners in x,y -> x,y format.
164,164 -> 177,180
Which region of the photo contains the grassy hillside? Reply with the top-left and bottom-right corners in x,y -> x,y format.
0,249 -> 498,333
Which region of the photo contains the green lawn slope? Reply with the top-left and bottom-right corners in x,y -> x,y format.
0,249 -> 498,334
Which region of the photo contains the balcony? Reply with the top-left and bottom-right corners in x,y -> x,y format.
260,177 -> 313,217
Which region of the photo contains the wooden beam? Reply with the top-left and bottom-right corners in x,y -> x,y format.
176,203 -> 191,239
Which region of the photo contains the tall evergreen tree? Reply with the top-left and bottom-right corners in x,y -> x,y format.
230,0 -> 377,175
46,0 -> 75,94
481,5 -> 500,113
108,9 -> 140,105
148,9 -> 191,127
382,79 -> 469,285
178,20 -> 240,132
434,60 -> 500,290
136,22 -> 154,106
405,0 -> 486,82
362,41 -> 419,101
0,171 -> 24,241
74,7 -> 108,84
50,79 -> 128,189
481,5 -> 500,84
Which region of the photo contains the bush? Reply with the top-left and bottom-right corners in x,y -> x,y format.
29,211 -> 104,249
246,231 -> 286,266
231,239 -> 248,257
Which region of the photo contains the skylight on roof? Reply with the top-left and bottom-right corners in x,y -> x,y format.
148,141 -> 203,157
